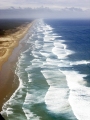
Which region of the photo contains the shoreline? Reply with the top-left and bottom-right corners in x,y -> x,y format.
0,20 -> 34,112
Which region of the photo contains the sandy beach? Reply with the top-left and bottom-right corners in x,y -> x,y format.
0,22 -> 32,70
0,20 -> 33,112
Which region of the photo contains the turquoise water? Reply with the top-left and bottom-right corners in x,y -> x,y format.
1,19 -> 90,120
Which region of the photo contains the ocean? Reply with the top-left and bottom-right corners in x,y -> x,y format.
1,19 -> 90,120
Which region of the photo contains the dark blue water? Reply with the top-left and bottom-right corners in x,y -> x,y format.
1,19 -> 90,120
45,19 -> 90,85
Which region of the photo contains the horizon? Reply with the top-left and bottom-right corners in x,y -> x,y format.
0,7 -> 90,19
0,0 -> 90,19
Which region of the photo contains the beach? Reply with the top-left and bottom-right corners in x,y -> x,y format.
0,20 -> 33,112
0,19 -> 90,120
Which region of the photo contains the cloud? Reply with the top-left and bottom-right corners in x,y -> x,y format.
63,7 -> 83,12
0,0 -> 90,9
0,7 -> 90,19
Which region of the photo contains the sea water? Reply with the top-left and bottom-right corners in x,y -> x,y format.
1,19 -> 90,120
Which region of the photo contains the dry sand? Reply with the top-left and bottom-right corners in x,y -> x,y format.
0,23 -> 32,70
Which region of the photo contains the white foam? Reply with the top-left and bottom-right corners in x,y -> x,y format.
22,107 -> 40,120
54,41 -> 67,49
1,76 -> 26,118
58,59 -> 90,68
42,43 -> 53,48
52,47 -> 73,59
70,60 -> 90,65
43,31 -> 52,35
32,51 -> 41,58
41,69 -> 66,87
45,87 -> 69,113
22,87 -> 46,120
69,85 -> 90,120
41,68 -> 76,119
58,60 -> 71,67
54,42 -> 64,48
44,36 -> 54,42
52,40 -> 74,59
45,58 -> 60,66
45,25 -> 53,30
35,40 -> 43,49
39,51 -> 50,57
60,70 -> 90,120
61,70 -> 87,88
52,35 -> 62,38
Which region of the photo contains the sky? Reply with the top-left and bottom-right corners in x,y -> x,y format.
0,0 -> 90,19
0,0 -> 90,10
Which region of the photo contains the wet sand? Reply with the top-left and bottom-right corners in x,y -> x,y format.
0,20 -> 33,112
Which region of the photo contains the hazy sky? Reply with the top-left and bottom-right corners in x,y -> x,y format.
0,0 -> 90,10
0,0 -> 90,19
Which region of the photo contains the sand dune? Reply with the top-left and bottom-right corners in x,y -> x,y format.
0,23 -> 32,70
